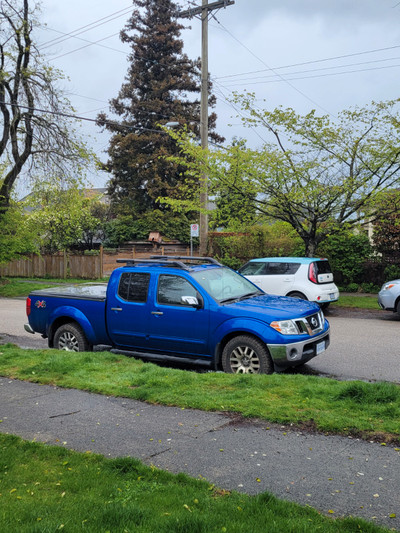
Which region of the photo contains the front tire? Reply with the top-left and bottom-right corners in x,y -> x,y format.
222,335 -> 273,374
54,323 -> 91,352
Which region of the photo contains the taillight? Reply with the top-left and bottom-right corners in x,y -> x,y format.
308,262 -> 317,284
26,297 -> 31,316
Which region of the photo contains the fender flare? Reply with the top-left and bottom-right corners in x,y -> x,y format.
48,306 -> 97,346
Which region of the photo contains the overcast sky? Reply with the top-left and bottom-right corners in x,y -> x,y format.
36,0 -> 400,187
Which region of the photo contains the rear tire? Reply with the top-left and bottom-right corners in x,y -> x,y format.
54,323 -> 91,352
222,335 -> 273,374
287,291 -> 307,300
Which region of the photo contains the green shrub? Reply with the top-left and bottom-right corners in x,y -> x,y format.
383,264 -> 400,281
318,228 -> 372,286
209,222 -> 303,266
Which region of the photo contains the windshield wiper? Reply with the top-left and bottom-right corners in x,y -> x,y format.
238,291 -> 262,301
220,291 -> 261,304
219,296 -> 241,304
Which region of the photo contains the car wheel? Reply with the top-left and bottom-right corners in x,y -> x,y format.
222,335 -> 273,374
54,323 -> 91,352
287,291 -> 307,300
396,300 -> 400,317
319,302 -> 330,311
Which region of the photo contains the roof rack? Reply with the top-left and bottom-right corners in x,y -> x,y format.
116,256 -> 222,271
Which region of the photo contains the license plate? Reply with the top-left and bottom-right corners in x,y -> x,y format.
329,293 -> 335,300
316,341 -> 325,355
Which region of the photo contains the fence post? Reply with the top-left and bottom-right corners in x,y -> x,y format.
63,251 -> 67,279
100,245 -> 104,279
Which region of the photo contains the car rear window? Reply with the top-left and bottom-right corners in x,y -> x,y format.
314,260 -> 332,275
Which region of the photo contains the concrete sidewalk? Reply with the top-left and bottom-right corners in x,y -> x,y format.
0,376 -> 399,530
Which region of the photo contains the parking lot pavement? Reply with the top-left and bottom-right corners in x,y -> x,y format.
0,376 -> 399,530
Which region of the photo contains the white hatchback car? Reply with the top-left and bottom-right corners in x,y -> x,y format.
239,257 -> 339,309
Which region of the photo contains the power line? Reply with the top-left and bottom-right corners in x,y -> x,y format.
39,6 -> 132,49
2,101 -> 172,136
210,15 -> 333,116
40,26 -> 127,56
219,61 -> 400,88
218,55 -> 400,87
214,44 -> 400,81
51,32 -> 122,61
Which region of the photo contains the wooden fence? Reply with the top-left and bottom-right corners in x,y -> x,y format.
0,244 -> 196,279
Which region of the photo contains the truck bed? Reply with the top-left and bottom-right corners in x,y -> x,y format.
30,283 -> 107,300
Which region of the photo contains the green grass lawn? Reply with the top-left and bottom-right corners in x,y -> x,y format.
0,433 -> 391,533
331,293 -> 380,310
0,344 -> 399,443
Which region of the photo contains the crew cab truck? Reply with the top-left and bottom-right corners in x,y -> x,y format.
24,256 -> 330,374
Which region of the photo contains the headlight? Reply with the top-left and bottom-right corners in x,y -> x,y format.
383,283 -> 396,290
270,319 -> 298,335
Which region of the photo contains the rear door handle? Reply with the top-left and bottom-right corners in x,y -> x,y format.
111,307 -> 122,312
151,311 -> 163,315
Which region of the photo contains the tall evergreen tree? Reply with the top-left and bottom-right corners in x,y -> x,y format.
97,0 -> 222,215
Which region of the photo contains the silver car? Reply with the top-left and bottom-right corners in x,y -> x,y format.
378,279 -> 400,315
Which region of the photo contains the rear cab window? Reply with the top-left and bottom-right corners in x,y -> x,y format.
118,272 -> 151,302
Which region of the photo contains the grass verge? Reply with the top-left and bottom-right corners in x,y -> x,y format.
331,294 -> 380,310
0,433 -> 392,533
0,344 -> 399,444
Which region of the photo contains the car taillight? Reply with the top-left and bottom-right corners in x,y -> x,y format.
26,297 -> 31,316
308,262 -> 317,284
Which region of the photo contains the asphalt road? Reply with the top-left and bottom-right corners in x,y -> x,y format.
1,297 -> 399,383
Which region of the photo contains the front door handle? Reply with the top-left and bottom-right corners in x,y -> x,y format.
151,311 -> 163,315
111,307 -> 122,312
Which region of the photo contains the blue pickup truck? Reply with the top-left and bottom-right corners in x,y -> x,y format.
24,256 -> 330,374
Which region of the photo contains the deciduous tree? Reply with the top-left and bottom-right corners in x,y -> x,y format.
0,0 -> 96,211
166,95 -> 400,255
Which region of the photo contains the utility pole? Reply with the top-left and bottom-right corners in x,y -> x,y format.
179,0 -> 234,255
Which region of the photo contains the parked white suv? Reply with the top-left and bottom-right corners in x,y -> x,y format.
239,257 -> 339,309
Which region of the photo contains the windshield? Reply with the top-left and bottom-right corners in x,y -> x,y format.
191,267 -> 263,303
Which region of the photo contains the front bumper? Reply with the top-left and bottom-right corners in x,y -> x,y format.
267,330 -> 330,368
377,291 -> 395,311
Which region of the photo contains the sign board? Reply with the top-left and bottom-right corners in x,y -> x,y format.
190,224 -> 199,237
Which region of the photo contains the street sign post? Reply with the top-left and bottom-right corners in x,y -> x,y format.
190,224 -> 199,255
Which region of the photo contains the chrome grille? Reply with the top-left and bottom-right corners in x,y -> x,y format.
295,311 -> 324,335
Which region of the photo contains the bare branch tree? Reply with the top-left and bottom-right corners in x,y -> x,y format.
0,0 -> 96,209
